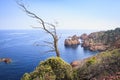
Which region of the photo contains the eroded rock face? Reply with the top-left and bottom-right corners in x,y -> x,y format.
64,35 -> 80,46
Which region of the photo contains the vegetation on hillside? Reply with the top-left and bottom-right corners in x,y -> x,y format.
21,57 -> 73,80
74,49 -> 120,80
88,28 -> 120,45
21,49 -> 120,80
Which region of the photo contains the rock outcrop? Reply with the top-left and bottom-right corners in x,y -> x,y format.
64,35 -> 80,46
70,61 -> 79,67
82,40 -> 108,51
80,33 -> 88,40
80,28 -> 120,51
0,58 -> 12,63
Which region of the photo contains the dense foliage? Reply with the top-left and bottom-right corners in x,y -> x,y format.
21,57 -> 73,80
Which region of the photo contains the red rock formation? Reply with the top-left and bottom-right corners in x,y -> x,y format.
82,39 -> 108,51
80,33 -> 88,40
65,32 -> 108,51
89,44 -> 107,51
64,35 -> 80,46
70,61 -> 79,67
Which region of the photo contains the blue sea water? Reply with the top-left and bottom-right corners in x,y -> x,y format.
0,30 -> 98,80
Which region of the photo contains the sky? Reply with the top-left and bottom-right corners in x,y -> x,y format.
0,0 -> 120,30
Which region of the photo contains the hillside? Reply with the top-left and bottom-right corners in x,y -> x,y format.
21,49 -> 120,80
80,28 -> 120,51
72,49 -> 120,80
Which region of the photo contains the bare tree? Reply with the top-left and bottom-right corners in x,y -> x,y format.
17,1 -> 60,57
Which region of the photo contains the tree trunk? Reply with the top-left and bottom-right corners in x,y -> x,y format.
54,36 -> 60,57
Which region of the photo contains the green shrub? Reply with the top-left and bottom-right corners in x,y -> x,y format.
21,73 -> 31,80
21,57 -> 73,80
86,56 -> 97,66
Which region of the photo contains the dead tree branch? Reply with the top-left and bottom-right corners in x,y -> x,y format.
17,1 -> 60,57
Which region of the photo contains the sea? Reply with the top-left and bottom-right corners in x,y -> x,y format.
0,29 -> 98,80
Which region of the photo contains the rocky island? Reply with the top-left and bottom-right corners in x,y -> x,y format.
64,35 -> 80,46
0,58 -> 12,63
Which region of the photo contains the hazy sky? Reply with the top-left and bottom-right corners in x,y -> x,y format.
0,0 -> 120,30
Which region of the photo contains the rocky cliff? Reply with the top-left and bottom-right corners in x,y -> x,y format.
80,28 -> 120,51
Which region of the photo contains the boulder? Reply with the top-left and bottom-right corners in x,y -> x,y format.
71,61 -> 79,67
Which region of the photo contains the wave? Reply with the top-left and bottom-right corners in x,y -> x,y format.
0,38 -> 13,43
0,35 -> 30,43
6,33 -> 28,36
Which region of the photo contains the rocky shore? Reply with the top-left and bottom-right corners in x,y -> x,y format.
80,28 -> 120,51
64,28 -> 120,51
